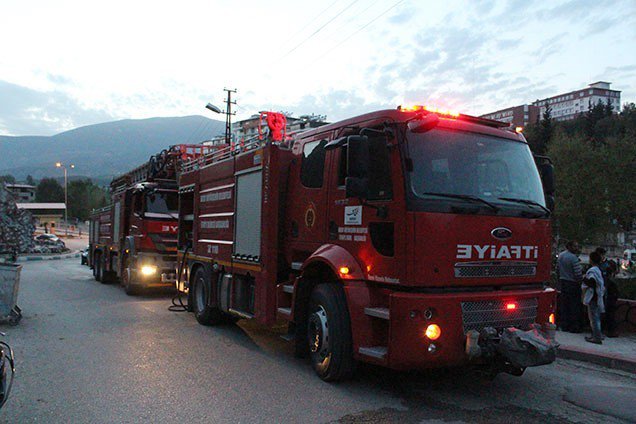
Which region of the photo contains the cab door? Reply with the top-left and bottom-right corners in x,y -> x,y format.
285,136 -> 332,259
326,131 -> 405,284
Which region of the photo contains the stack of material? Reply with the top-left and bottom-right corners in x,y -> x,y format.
0,184 -> 34,254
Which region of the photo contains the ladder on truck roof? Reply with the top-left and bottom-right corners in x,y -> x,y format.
111,144 -> 214,196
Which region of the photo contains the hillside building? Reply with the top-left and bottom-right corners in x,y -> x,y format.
481,81 -> 622,127
232,113 -> 328,142
533,81 -> 621,121
480,104 -> 540,129
4,183 -> 36,203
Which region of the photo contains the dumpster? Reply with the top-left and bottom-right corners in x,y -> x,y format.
0,264 -> 21,325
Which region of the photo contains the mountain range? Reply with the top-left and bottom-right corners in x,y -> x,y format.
0,116 -> 225,184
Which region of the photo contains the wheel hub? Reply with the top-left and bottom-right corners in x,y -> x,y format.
308,305 -> 329,359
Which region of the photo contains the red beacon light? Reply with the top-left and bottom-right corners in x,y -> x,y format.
506,302 -> 517,311
398,104 -> 460,118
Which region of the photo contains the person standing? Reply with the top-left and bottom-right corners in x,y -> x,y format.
582,251 -> 605,344
603,260 -> 620,337
557,241 -> 583,332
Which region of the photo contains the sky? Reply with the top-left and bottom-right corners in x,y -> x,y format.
1,0 -> 635,136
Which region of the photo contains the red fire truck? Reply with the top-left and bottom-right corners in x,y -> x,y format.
89,144 -> 212,295
176,107 -> 557,381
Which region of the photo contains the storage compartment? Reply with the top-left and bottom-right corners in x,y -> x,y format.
234,170 -> 262,259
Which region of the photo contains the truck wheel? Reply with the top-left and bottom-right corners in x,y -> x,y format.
192,267 -> 222,326
99,255 -> 112,285
122,255 -> 139,295
94,253 -> 102,282
307,283 -> 354,382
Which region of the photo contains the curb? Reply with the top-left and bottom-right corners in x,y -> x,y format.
557,345 -> 636,374
16,251 -> 81,262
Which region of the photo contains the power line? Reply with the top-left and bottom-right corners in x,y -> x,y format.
185,115 -> 207,144
278,0 -> 360,61
279,0 -> 339,49
317,0 -> 384,46
307,0 -> 406,66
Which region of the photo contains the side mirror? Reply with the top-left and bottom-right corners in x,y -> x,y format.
345,177 -> 368,199
539,162 -> 555,195
407,114 -> 440,133
347,135 -> 369,178
545,195 -> 555,212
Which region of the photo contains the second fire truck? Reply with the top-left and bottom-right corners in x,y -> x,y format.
89,144 -> 212,295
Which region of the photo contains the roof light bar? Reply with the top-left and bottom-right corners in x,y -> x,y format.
398,105 -> 460,118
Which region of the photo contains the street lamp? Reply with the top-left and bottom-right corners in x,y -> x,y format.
206,89 -> 236,145
205,103 -> 222,114
55,162 -> 74,235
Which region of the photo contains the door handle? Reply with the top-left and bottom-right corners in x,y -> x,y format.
329,221 -> 338,240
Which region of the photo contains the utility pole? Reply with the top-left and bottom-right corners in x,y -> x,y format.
223,88 -> 237,145
55,162 -> 74,235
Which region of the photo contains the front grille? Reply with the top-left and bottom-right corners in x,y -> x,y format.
455,261 -> 536,278
460,297 -> 538,334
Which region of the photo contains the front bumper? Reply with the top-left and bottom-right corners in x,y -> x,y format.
349,286 -> 556,370
133,253 -> 177,289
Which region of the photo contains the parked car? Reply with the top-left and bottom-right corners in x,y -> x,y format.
34,234 -> 62,244
33,234 -> 66,253
30,245 -> 50,254
81,247 -> 89,265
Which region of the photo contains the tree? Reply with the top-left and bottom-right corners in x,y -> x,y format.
547,107 -> 636,243
525,105 -> 553,154
584,99 -> 608,144
548,131 -> 608,242
67,179 -> 109,221
35,178 -> 64,202
0,174 -> 16,184
26,175 -> 36,186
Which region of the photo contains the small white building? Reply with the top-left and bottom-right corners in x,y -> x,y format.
16,202 -> 66,232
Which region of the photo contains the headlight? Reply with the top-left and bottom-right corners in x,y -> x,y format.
140,265 -> 157,276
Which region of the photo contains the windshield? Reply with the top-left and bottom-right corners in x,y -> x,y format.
145,190 -> 178,216
406,128 -> 545,214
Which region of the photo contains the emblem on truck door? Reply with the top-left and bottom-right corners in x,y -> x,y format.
305,204 -> 316,228
491,227 -> 512,240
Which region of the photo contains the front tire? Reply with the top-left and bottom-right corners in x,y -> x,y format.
192,267 -> 222,326
307,283 -> 354,382
122,255 -> 140,295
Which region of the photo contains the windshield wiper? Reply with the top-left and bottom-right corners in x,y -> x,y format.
422,192 -> 499,212
498,197 -> 550,215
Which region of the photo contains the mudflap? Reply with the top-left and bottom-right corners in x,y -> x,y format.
496,325 -> 558,368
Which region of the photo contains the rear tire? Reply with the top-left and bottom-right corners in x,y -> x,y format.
192,267 -> 222,326
307,283 -> 354,382
94,253 -> 102,282
99,255 -> 112,285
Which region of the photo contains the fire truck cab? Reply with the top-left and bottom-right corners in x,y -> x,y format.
89,144 -> 211,294
177,107 -> 557,381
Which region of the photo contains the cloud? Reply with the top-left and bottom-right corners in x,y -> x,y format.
0,80 -> 114,136
387,5 -> 416,25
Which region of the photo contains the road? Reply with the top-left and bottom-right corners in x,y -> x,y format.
2,259 -> 635,423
